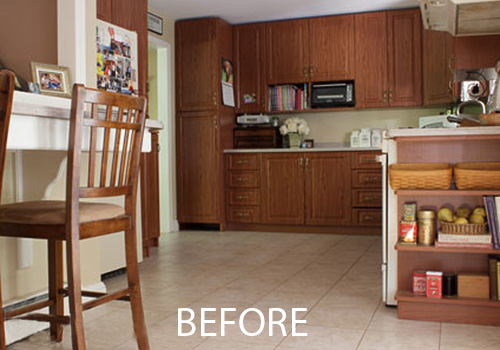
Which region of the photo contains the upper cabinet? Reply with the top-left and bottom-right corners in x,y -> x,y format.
454,35 -> 500,70
266,19 -> 309,84
176,19 -> 218,112
355,9 -> 422,108
309,15 -> 355,81
387,9 -> 422,107
355,12 -> 389,108
234,23 -> 266,114
422,30 -> 454,106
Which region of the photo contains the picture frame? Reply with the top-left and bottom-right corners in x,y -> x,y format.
302,139 -> 314,148
147,12 -> 163,35
30,62 -> 71,98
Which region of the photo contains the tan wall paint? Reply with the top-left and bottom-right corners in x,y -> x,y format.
295,107 -> 444,144
0,0 -> 58,82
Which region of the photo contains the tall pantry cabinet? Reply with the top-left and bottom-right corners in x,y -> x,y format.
176,18 -> 235,225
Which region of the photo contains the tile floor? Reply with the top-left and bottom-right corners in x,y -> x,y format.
8,231 -> 500,349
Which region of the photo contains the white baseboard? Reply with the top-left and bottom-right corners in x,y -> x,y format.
5,281 -> 107,345
171,220 -> 179,232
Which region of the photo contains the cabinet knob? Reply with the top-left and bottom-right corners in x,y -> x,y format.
305,157 -> 309,168
213,116 -> 218,129
388,89 -> 393,102
213,91 -> 217,106
383,90 -> 388,102
299,157 -> 304,168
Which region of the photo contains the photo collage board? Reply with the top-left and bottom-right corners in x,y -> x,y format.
96,19 -> 138,95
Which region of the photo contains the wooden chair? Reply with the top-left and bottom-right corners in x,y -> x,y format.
0,80 -> 150,350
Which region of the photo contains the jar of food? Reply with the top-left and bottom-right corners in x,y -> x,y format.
418,210 -> 436,246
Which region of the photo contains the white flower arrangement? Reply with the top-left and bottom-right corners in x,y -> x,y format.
279,117 -> 310,136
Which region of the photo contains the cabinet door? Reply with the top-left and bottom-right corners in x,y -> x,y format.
266,19 -> 309,84
177,112 -> 219,223
234,24 -> 266,114
261,153 -> 305,224
309,15 -> 355,81
305,153 -> 351,226
176,19 -> 216,112
387,9 -> 422,107
423,30 -> 454,106
355,12 -> 388,108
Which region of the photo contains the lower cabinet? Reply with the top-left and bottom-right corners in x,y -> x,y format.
261,153 -> 306,225
225,151 -> 381,232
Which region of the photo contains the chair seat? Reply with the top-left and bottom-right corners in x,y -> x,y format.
0,200 -> 125,225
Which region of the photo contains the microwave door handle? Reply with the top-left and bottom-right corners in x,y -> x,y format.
317,95 -> 344,99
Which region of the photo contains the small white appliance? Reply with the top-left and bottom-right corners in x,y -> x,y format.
419,115 -> 458,128
237,114 -> 270,125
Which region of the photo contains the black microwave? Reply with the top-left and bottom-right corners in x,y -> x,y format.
311,81 -> 355,108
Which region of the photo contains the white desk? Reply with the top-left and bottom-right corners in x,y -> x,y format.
10,91 -> 163,152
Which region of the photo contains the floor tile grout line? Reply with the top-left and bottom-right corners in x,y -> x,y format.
354,296 -> 383,350
438,322 -> 442,350
272,236 -> 376,350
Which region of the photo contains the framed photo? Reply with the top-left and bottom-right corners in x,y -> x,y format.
30,62 -> 71,98
147,12 -> 163,35
302,139 -> 314,148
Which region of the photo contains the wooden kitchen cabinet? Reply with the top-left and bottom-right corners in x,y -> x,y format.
266,19 -> 309,84
305,153 -> 351,226
387,9 -> 422,107
176,18 -> 225,112
309,15 -> 355,81
423,29 -> 454,106
177,112 -> 219,223
356,9 -> 422,108
234,23 -> 266,114
355,12 -> 389,108
261,153 -> 305,224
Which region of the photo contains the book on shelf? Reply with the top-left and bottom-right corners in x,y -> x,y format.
437,233 -> 492,244
268,84 -> 308,112
489,256 -> 499,300
484,196 -> 500,249
434,242 -> 493,249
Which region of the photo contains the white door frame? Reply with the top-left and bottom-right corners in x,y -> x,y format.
148,34 -> 177,233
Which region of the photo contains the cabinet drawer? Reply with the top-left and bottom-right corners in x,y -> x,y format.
352,189 -> 382,208
352,170 -> 382,188
226,154 -> 259,171
227,172 -> 260,188
352,152 -> 381,169
227,189 -> 260,206
353,209 -> 382,226
227,206 -> 260,223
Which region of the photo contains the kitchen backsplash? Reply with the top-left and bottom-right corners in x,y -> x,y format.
275,107 -> 443,144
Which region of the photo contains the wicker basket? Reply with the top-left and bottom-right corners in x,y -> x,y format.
389,163 -> 452,190
454,162 -> 500,190
440,221 -> 488,235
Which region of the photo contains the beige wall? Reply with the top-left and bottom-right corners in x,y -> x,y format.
294,107 -> 444,144
0,0 -> 58,82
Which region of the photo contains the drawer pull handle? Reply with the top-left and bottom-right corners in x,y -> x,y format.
236,177 -> 248,182
236,212 -> 250,217
236,160 -> 249,164
364,177 -> 380,183
361,158 -> 378,164
363,216 -> 377,221
362,196 -> 378,202
236,195 -> 249,200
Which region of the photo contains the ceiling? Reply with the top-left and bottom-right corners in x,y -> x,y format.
148,0 -> 418,24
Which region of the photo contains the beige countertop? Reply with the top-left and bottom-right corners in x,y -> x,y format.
385,126 -> 500,139
224,143 -> 381,153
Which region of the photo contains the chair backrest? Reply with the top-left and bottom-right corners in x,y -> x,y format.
66,84 -> 147,224
0,71 -> 15,203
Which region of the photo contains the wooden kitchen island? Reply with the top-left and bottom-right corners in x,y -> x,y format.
223,147 -> 382,235
384,126 -> 500,326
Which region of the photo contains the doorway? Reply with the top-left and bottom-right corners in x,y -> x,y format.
148,35 -> 176,234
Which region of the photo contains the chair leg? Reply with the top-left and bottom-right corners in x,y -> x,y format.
0,259 -> 7,350
124,228 -> 149,350
48,240 -> 64,342
66,238 -> 86,350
